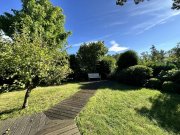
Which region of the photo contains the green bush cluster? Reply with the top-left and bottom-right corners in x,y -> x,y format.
145,78 -> 162,89
118,65 -> 153,86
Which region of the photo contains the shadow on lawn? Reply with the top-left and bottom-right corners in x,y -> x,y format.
136,93 -> 180,134
80,80 -> 141,91
0,107 -> 21,120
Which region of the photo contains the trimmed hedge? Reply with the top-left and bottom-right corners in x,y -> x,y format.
149,63 -> 176,77
117,50 -> 138,70
145,78 -> 162,89
119,65 -> 153,86
162,81 -> 180,93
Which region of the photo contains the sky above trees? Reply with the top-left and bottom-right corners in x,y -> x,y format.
0,0 -> 180,54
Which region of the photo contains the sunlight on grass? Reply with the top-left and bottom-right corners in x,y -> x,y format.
0,83 -> 81,120
76,82 -> 180,135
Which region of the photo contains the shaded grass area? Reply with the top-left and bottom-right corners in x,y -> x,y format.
0,83 -> 81,120
76,81 -> 180,135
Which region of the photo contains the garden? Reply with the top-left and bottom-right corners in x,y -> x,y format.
0,0 -> 180,135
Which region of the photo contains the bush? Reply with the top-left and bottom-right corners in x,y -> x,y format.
117,50 -> 138,70
162,81 -> 176,93
145,78 -> 162,89
158,69 -> 180,82
119,65 -> 153,86
149,63 -> 176,77
98,57 -> 116,79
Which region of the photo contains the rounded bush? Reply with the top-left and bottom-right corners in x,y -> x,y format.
117,50 -> 138,70
145,78 -> 162,89
162,81 -> 176,93
119,65 -> 153,86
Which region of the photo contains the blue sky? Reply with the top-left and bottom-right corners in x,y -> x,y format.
0,0 -> 180,55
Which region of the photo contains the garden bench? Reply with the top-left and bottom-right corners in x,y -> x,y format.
88,73 -> 101,80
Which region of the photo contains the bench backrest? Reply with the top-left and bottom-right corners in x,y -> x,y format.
88,73 -> 101,79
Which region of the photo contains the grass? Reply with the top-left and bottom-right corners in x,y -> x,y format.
0,83 -> 81,120
76,81 -> 180,135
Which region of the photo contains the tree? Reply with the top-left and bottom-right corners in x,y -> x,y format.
98,56 -> 116,79
167,44 -> 180,68
77,41 -> 108,73
117,50 -> 138,70
0,0 -> 70,48
0,29 -> 71,108
116,0 -> 180,10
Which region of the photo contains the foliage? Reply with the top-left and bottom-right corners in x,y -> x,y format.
77,41 -> 108,73
158,69 -> 180,83
0,29 -> 71,107
117,50 -> 138,70
98,56 -> 116,79
167,44 -> 180,69
116,0 -> 180,10
149,63 -> 176,77
162,81 -> 176,93
145,78 -> 162,89
0,0 -> 70,48
119,65 -> 153,86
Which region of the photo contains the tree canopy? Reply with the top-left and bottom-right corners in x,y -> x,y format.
116,0 -> 180,10
77,41 -> 108,73
0,0 -> 70,48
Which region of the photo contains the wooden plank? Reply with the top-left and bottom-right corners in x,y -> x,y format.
13,116 -> 30,135
28,113 -> 42,135
36,120 -> 74,135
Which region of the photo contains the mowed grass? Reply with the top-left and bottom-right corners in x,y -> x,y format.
76,81 -> 180,135
0,83 -> 81,120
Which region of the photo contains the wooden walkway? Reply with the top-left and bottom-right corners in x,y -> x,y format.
0,81 -> 102,135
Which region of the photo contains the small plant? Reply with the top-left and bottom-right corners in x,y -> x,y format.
162,81 -> 176,93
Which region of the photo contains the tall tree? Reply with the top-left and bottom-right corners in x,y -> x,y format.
77,41 -> 108,73
0,0 -> 70,48
0,29 -> 71,108
116,0 -> 180,10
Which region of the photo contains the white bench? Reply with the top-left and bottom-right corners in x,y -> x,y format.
88,73 -> 101,80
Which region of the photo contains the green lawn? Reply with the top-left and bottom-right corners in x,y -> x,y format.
76,81 -> 180,135
0,83 -> 81,120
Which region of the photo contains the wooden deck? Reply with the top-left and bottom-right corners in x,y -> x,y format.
0,81 -> 102,135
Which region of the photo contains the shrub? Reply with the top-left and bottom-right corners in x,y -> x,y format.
158,69 -> 180,82
98,57 -> 116,79
162,81 -> 176,93
145,78 -> 162,89
149,63 -> 176,77
117,50 -> 138,70
119,65 -> 153,86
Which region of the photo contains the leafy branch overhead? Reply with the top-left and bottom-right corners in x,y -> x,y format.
116,0 -> 180,10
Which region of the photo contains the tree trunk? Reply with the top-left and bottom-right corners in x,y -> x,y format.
22,87 -> 32,109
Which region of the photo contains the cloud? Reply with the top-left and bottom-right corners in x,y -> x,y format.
109,40 -> 128,52
127,0 -> 180,35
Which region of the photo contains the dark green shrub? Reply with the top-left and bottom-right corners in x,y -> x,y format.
149,63 -> 176,77
145,78 -> 162,89
98,57 -> 116,79
117,50 -> 138,70
119,65 -> 153,86
162,81 -> 176,93
158,69 -> 180,82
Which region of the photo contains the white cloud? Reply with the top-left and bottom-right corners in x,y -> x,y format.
109,40 -> 128,52
127,0 -> 180,35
